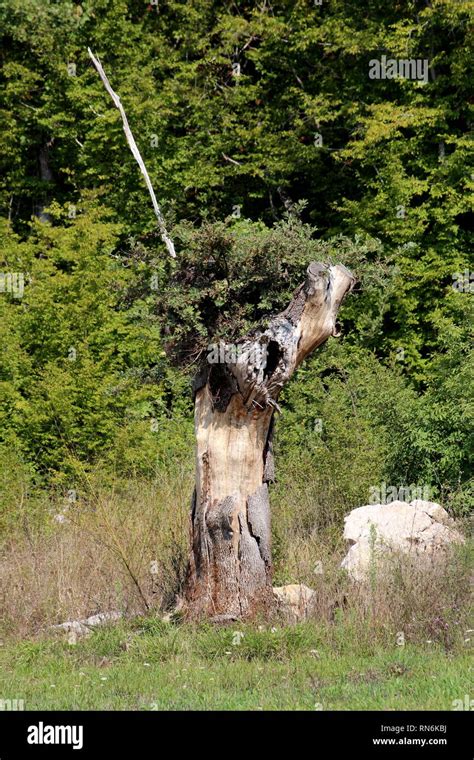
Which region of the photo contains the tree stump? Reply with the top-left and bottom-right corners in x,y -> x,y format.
184,262 -> 355,620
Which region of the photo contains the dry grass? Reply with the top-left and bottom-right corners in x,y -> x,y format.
0,461 -> 471,651
0,466 -> 192,640
272,474 -> 472,651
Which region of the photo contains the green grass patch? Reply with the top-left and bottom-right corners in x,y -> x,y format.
0,619 -> 470,711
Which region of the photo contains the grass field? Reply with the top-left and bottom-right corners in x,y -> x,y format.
1,479 -> 470,713
0,618 -> 470,711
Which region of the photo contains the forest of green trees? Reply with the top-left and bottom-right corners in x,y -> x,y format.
0,0 -> 472,543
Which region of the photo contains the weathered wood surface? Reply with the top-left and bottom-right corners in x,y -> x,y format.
184,262 -> 355,620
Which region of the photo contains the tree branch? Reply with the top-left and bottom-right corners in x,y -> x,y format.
87,48 -> 176,258
200,262 -> 355,414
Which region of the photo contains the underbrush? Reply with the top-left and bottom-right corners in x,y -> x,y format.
0,467 -> 470,655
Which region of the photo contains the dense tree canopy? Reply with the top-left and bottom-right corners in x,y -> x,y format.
0,0 -> 472,515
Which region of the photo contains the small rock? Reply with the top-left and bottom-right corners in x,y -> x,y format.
52,610 -> 122,638
273,583 -> 315,623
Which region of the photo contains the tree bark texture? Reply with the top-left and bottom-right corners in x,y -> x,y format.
183,262 -> 355,621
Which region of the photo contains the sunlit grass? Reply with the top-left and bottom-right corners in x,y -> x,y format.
0,619 -> 470,711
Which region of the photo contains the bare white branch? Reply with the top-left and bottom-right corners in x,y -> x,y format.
87,48 -> 176,258
222,152 -> 242,166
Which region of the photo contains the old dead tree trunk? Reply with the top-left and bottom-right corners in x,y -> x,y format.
184,262 -> 355,621
86,53 -> 355,623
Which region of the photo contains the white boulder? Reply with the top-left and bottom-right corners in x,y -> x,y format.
341,500 -> 464,582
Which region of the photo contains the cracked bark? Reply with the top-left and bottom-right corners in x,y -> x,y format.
183,261 -> 355,620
